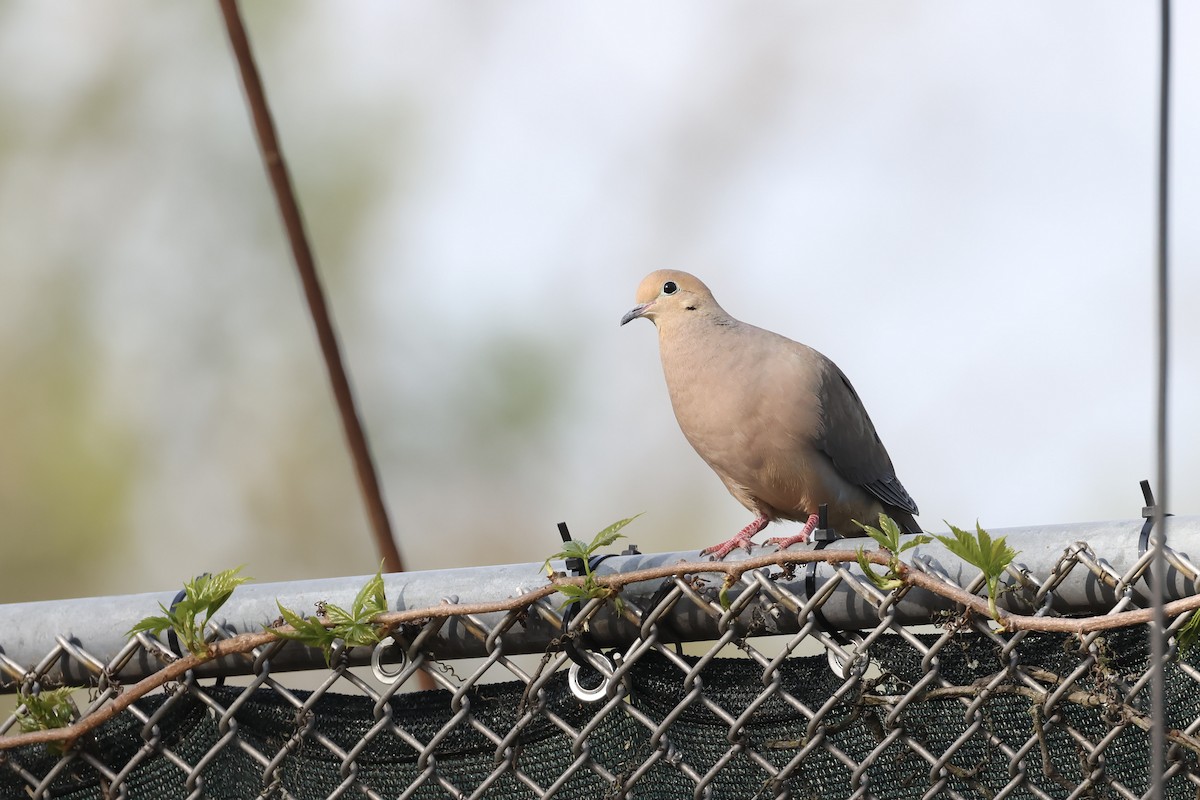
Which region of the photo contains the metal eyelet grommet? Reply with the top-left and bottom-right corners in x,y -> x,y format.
371,636 -> 408,683
568,652 -> 616,702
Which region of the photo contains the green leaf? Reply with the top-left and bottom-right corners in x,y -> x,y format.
274,601 -> 309,631
339,621 -> 381,648
129,567 -> 251,657
978,522 -> 1018,576
558,582 -> 590,597
127,610 -> 174,639
1178,609 -> 1200,655
323,602 -> 356,628
936,523 -> 981,565
876,515 -> 903,548
937,522 -> 1018,578
555,584 -> 590,602
856,515 -> 932,558
271,569 -> 389,666
855,515 -> 901,553
856,547 -> 899,591
200,567 -> 250,619
272,602 -> 336,651
854,518 -> 882,542
896,533 -> 934,555
937,521 -> 1018,626
543,541 -> 588,572
590,514 -> 642,550
559,540 -> 592,560
856,547 -> 880,584
353,568 -> 387,619
16,687 -> 78,734
275,603 -> 324,637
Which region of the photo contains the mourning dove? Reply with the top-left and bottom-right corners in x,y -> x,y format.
621,270 -> 920,558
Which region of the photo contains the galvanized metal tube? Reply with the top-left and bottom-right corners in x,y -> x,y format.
0,516 -> 1194,691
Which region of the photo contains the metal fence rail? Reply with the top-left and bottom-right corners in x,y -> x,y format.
2,516 -> 1198,798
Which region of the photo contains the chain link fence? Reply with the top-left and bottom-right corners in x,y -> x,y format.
2,516 -> 1199,799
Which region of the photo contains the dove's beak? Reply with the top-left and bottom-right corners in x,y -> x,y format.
620,302 -> 654,326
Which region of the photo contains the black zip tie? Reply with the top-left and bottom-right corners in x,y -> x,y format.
805,505 -> 855,645
1138,479 -> 1171,559
557,522 -> 583,574
165,581 -> 195,660
644,578 -> 682,650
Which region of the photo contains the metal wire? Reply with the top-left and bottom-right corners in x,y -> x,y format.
1150,2 -> 1173,798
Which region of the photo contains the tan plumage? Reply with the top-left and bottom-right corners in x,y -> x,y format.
621,270 -> 920,558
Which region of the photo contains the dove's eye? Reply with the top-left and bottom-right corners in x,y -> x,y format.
662,281 -> 678,295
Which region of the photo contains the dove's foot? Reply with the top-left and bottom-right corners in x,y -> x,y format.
701,515 -> 769,560
766,514 -> 821,550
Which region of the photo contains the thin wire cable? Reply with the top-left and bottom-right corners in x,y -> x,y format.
216,0 -> 405,575
1149,1 -> 1170,797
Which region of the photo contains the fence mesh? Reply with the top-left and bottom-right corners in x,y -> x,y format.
3,520 -> 1199,799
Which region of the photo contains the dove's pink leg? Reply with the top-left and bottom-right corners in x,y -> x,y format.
766,514 -> 821,549
701,515 -> 769,559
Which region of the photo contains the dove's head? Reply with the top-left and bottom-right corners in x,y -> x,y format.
620,270 -> 721,328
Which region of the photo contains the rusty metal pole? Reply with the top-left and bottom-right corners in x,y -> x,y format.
216,0 -> 405,576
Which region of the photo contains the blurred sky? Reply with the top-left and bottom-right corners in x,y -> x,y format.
0,3 -> 1196,602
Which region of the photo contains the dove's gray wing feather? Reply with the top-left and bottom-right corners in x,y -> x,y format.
815,362 -> 921,531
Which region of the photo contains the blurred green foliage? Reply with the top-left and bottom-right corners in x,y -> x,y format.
0,307 -> 138,601
0,7 -> 579,602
